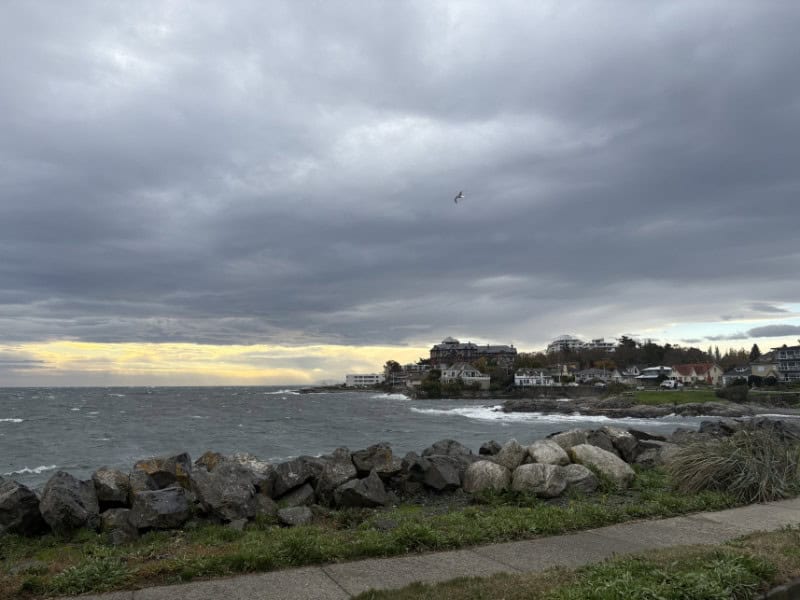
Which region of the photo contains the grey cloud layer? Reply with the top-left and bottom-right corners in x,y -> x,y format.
1,1 -> 799,350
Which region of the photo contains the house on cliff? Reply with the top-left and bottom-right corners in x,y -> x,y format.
440,362 -> 491,390
430,337 -> 516,370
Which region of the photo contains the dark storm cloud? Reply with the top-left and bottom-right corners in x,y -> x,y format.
747,325 -> 800,339
1,1 -> 800,351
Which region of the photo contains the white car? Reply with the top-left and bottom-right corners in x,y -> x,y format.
660,379 -> 683,389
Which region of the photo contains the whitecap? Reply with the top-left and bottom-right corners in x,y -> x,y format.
409,405 -> 693,426
88,411 -> 99,415
0,418 -> 23,423
190,415 -> 208,419
264,389 -> 300,395
70,408 -> 80,411
4,464 -> 58,476
371,393 -> 410,400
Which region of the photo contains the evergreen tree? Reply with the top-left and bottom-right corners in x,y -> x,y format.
714,346 -> 721,362
749,343 -> 761,361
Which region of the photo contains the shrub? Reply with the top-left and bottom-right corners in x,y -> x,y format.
715,384 -> 749,403
667,423 -> 800,503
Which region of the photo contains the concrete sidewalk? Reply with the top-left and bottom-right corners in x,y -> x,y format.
71,497 -> 800,600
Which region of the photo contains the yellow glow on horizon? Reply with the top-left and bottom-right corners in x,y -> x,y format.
4,341 -> 427,385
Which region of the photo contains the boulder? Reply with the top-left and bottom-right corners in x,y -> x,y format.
229,453 -> 278,497
479,440 -> 502,456
191,461 -> 257,522
422,439 -> 474,459
562,464 -> 599,494
334,470 -> 388,508
526,440 -> 570,466
100,508 -> 139,545
273,456 -> 324,498
315,448 -> 358,505
195,451 -> 226,472
634,440 -> 681,468
568,444 -> 635,488
0,478 -> 48,536
128,469 -> 158,501
547,429 -> 589,451
92,467 -> 130,508
39,471 -> 100,534
352,443 -> 402,478
586,430 -> 619,456
130,487 -> 190,530
277,506 -> 313,527
511,464 -> 567,498
422,455 -> 462,492
462,461 -> 511,494
255,494 -> 278,519
278,483 -> 315,507
599,427 -> 639,463
133,452 -> 192,489
493,439 -> 528,471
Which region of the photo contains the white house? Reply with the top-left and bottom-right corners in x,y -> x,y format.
345,373 -> 385,387
514,369 -> 556,387
611,366 -> 641,385
441,362 -> 491,390
546,335 -> 584,354
635,366 -> 673,384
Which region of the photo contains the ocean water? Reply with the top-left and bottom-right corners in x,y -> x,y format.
0,386 -> 704,489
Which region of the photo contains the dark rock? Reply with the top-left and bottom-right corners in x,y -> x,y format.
352,443 -> 402,478
634,440 -> 680,467
40,471 -> 100,534
229,453 -> 278,497
401,451 -> 428,482
479,440 -> 502,456
278,483 -> 315,507
130,487 -> 190,530
190,461 -> 257,522
228,518 -> 248,531
599,426 -> 639,463
586,430 -> 619,456
277,506 -> 313,527
315,448 -> 358,505
255,494 -> 278,518
698,420 -> 738,437
273,456 -> 324,497
128,469 -> 158,502
92,467 -> 130,508
422,455 -> 462,492
133,452 -> 192,489
334,470 -> 389,508
195,451 -> 226,471
0,478 -> 48,536
100,508 -> 139,545
627,429 -> 667,442
422,439 -> 474,459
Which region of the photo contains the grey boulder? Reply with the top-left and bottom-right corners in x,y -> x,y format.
526,440 -> 570,466
422,455 -> 463,492
191,461 -> 257,522
277,506 -> 313,527
352,443 -> 402,478
130,487 -> 190,530
133,452 -> 193,489
562,464 -> 599,494
493,439 -> 528,471
273,456 -> 324,498
511,464 -> 567,498
278,483 -> 315,507
100,508 -> 139,545
315,447 -> 358,505
92,467 -> 131,507
39,471 -> 100,534
547,429 -> 589,451
334,470 -> 388,508
568,444 -> 635,488
600,426 -> 639,463
462,461 -> 511,493
0,478 -> 48,536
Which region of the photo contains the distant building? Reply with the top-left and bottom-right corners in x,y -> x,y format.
429,337 -> 516,369
750,352 -> 780,380
546,335 -> 584,354
581,338 -> 616,352
774,345 -> 800,382
671,363 -> 723,385
440,362 -> 491,390
635,366 -> 673,384
345,373 -> 385,387
610,366 -> 641,385
514,369 -> 556,387
574,368 -> 612,384
722,366 -> 751,386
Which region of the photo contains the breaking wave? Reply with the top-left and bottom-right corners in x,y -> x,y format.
4,464 -> 58,476
264,389 -> 300,395
370,393 -> 410,401
0,418 -> 24,423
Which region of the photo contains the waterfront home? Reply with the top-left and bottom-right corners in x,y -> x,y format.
722,366 -> 751,386
430,337 -> 517,370
635,366 -> 673,385
774,344 -> 800,382
440,362 -> 491,390
671,363 -> 723,385
574,368 -> 612,383
750,352 -> 780,380
610,366 -> 641,385
514,369 -> 556,387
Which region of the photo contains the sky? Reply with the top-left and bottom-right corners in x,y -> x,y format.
1,1 -> 799,386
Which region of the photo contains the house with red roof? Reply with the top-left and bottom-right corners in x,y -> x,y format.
671,363 -> 723,385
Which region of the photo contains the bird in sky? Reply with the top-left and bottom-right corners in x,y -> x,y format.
454,191 -> 464,203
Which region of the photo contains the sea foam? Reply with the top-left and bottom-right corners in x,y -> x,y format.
0,418 -> 24,423
4,464 -> 58,476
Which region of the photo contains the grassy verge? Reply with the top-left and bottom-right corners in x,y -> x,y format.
632,388 -> 718,405
0,468 -> 739,599
354,527 -> 800,600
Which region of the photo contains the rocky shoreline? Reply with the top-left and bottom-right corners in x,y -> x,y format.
501,396 -> 800,419
3,417 -> 797,545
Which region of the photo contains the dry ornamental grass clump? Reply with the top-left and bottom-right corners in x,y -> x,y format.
667,422 -> 800,503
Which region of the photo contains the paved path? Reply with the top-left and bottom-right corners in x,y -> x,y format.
69,498 -> 800,600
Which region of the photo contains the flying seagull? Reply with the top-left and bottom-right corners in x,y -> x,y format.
453,191 -> 464,203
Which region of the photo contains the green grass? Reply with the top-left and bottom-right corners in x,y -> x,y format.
632,388 -> 718,405
0,468 -> 740,599
354,528 -> 800,600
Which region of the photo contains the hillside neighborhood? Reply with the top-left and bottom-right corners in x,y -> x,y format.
344,336 -> 800,393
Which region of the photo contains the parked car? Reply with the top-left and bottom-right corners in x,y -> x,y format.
660,379 -> 683,389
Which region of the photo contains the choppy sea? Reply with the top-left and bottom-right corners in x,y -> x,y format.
0,386 -> 705,489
